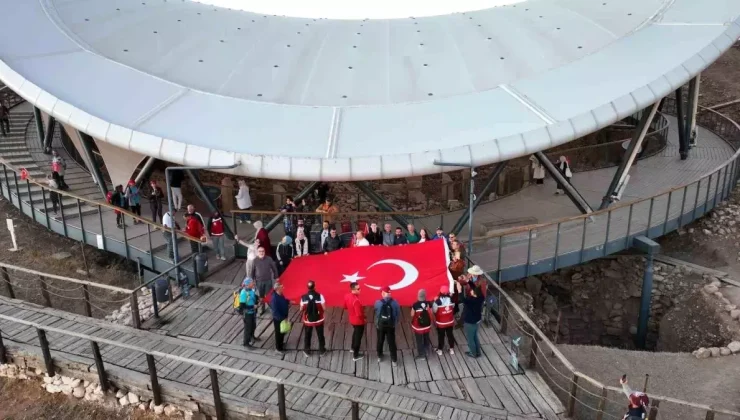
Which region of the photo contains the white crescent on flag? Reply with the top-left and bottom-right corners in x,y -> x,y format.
364,259 -> 419,290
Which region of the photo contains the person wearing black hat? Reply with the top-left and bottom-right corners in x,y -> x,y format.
300,281 -> 327,356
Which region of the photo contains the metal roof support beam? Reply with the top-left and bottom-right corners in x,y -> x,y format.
78,131 -> 108,197
184,169 -> 234,240
42,116 -> 56,154
264,181 -> 320,232
33,107 -> 45,149
134,156 -> 157,188
687,75 -> 701,148
450,161 -> 507,235
535,152 -> 593,215
675,86 -> 689,160
354,181 -> 410,228
598,100 -> 661,210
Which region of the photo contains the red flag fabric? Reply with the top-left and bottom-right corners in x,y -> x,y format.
278,239 -> 453,307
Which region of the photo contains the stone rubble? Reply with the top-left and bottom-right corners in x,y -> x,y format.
0,364 -> 185,417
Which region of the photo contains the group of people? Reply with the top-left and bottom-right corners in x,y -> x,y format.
235,264 -> 489,363
529,155 -> 573,195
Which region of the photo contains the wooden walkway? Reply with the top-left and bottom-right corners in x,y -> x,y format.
0,294 -> 566,419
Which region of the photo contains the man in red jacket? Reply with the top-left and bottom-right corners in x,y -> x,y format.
183,214 -> 205,255
343,282 -> 366,361
300,281 -> 327,357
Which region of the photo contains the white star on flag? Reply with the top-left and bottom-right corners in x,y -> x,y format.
340,272 -> 365,283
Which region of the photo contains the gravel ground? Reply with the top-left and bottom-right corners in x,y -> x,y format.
558,344 -> 740,418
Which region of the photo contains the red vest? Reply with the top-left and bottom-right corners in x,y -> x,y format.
411,301 -> 432,334
433,295 -> 455,328
210,217 -> 224,236
300,292 -> 326,326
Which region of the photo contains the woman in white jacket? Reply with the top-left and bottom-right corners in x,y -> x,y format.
294,228 -> 310,257
235,179 -> 253,223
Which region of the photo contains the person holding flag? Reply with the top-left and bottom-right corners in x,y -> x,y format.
300,281 -> 327,357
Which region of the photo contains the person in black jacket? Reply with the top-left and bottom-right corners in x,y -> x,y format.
169,169 -> 184,211
366,222 -> 383,245
393,227 -> 408,245
276,236 -> 294,275
148,180 -> 164,223
323,227 -> 343,253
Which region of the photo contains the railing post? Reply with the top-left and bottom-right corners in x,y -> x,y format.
554,223 -> 561,269
713,169 -> 722,209
525,230 -> 533,277
603,210 -> 612,256
679,185 -> 688,226
692,180 -> 702,220
277,383 -> 287,420
90,341 -> 108,392
41,188 -> 51,229
351,401 -> 360,420
167,279 -> 174,304
579,217 -> 587,263
59,197 -> 68,237
528,327 -> 537,369
648,399 -> 660,420
0,328 -> 7,364
38,276 -> 51,307
704,175 -> 712,214
721,165 -> 730,201
147,224 -> 155,268
567,374 -> 578,417
496,235 -> 504,279
130,293 -> 141,329
151,286 -> 159,318
499,302 -> 508,335
595,387 -> 607,420
26,180 -> 36,223
646,197 -> 655,235
662,191 -> 673,235
122,216 -> 130,260
146,354 -> 163,406
37,328 -> 54,376
1,266 -> 14,299
77,199 -> 87,243
97,205 -> 107,251
625,204 -> 634,247
82,284 -> 92,317
192,256 -> 200,288
705,410 -> 715,420
12,171 -> 21,211
210,369 -> 225,420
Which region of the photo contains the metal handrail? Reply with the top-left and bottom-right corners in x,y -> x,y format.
0,311 -> 439,420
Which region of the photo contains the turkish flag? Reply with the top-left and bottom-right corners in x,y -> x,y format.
278,240 -> 453,307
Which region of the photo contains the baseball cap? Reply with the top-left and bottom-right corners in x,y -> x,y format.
382,286 -> 392,293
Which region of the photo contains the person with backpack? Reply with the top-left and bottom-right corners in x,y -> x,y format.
343,282 -> 366,362
238,278 -> 259,347
456,277 -> 485,358
124,180 -> 142,223
300,281 -> 326,357
432,285 -> 456,356
373,287 -> 401,366
621,376 -> 649,420
410,289 -> 433,360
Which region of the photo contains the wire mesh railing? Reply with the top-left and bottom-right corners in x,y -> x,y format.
468,98 -> 740,282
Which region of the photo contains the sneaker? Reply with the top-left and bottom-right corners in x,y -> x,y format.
392,361 -> 398,367
465,351 -> 476,358
436,349 -> 443,356
220,256 -> 227,261
449,348 -> 455,356
302,351 -> 310,358
252,336 -> 261,342
352,354 -> 364,362
349,349 -> 354,354
275,350 -> 285,356
377,355 -> 383,363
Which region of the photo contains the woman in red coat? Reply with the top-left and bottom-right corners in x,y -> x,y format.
252,220 -> 272,257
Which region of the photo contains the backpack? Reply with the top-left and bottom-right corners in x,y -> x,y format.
378,300 -> 394,328
416,304 -> 431,328
305,294 -> 320,322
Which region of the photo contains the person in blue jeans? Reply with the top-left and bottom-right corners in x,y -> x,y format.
239,278 -> 259,347
457,278 -> 485,358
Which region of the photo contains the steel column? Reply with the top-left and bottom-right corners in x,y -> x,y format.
78,131 -> 109,196
599,101 -> 661,209
184,169 -> 234,239
675,87 -> 688,160
354,181 -> 411,227
265,181 -> 320,232
33,107 -> 45,148
450,162 -> 507,235
687,74 -> 701,148
134,156 -> 157,187
43,116 -> 57,153
633,236 -> 660,350
534,152 -> 593,214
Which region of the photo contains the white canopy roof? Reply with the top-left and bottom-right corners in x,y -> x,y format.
0,0 -> 738,180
